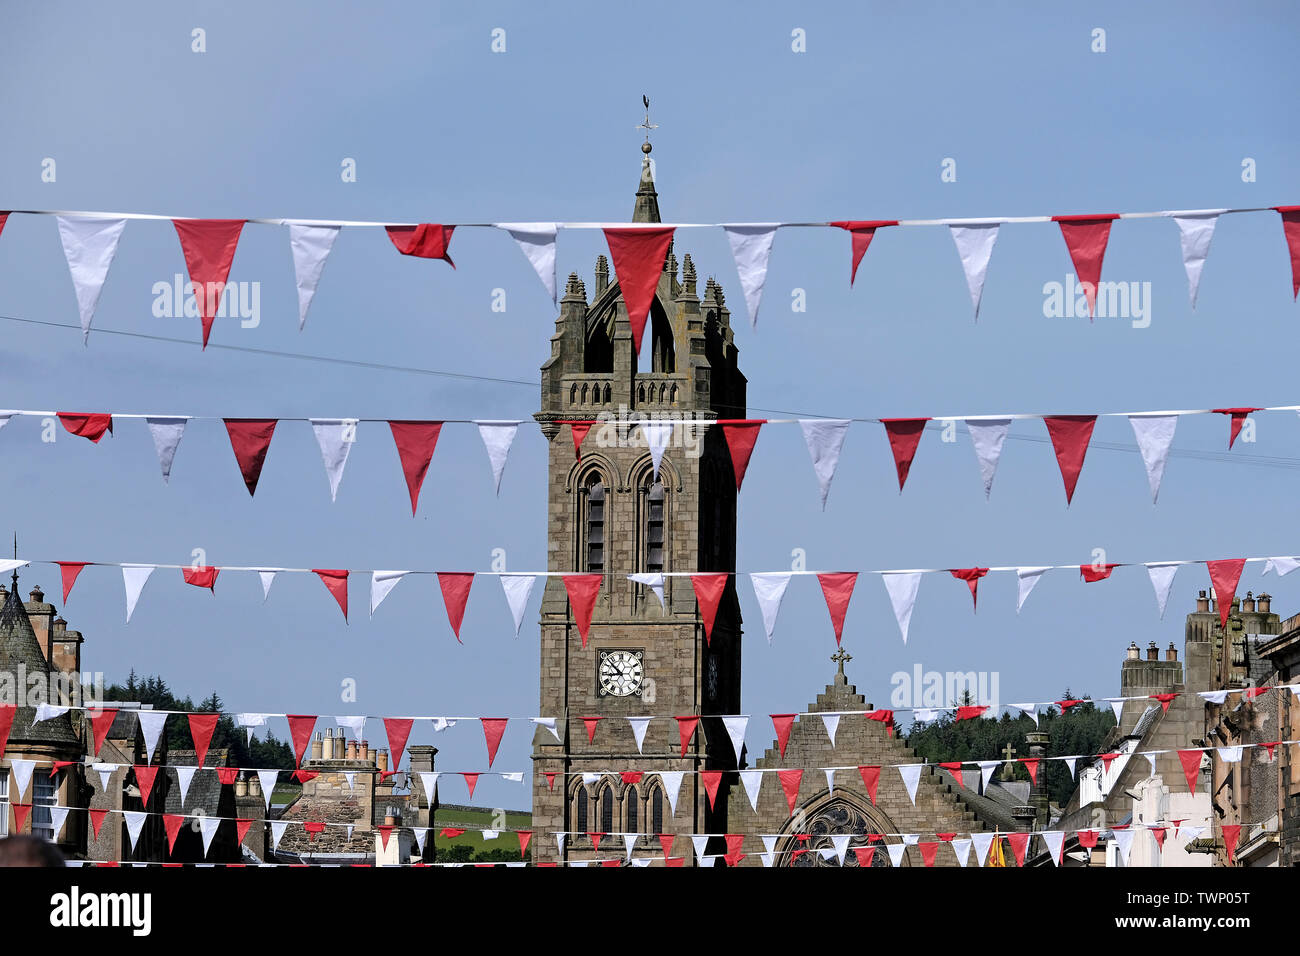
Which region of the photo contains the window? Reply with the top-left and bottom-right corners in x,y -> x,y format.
0,772 -> 8,837
575,787 -> 588,833
586,480 -> 605,573
650,785 -> 664,835
32,773 -> 56,840
646,481 -> 665,572
600,786 -> 614,834
626,787 -> 638,833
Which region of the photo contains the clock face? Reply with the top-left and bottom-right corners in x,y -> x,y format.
598,649 -> 644,697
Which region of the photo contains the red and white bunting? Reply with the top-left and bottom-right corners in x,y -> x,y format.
1168,212 -> 1222,308
288,224 -> 340,330
720,420 -> 764,490
224,419 -> 277,496
475,421 -> 518,496
817,572 -> 857,645
881,418 -> 928,492
388,421 -> 443,515
173,219 -> 246,348
689,573 -> 728,644
499,574 -> 536,635
1053,215 -> 1118,319
122,565 -> 155,623
57,216 -> 127,343
1043,415 -> 1096,506
310,418 -> 356,502
832,220 -> 896,286
369,570 -> 407,617
437,572 -> 474,643
723,224 -> 779,326
965,418 -> 1010,500
881,571 -> 922,643
949,223 -> 1000,319
1276,206 -> 1300,300
1145,563 -> 1180,619
496,223 -> 558,304
562,574 -> 602,648
799,418 -> 850,510
314,569 -> 349,621
602,226 -> 675,354
386,223 -> 455,265
748,572 -> 792,643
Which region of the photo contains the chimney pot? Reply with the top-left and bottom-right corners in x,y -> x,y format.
1126,642 -> 1140,661
1146,642 -> 1159,661
1166,643 -> 1178,662
1258,592 -> 1272,613
1196,590 -> 1209,613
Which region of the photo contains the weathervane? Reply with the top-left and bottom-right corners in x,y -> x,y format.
636,94 -> 657,146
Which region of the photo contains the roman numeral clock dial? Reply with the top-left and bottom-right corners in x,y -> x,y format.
597,649 -> 644,697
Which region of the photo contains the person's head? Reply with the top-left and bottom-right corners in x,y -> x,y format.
0,835 -> 66,867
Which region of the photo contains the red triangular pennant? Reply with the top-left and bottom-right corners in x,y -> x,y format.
1223,824 -> 1241,865
517,829 -> 532,857
724,833 -> 745,867
690,573 -> 728,644
675,715 -> 700,757
286,714 -> 317,767
462,773 -> 479,799
567,421 -> 593,461
1178,749 -> 1203,792
853,846 -> 876,867
1099,752 -> 1120,773
388,421 -> 443,515
481,718 -> 509,767
563,574 -> 602,648
57,562 -> 87,602
1151,693 -> 1178,713
620,771 -> 643,785
1052,215 -> 1118,318
182,566 -> 219,591
11,803 -> 31,832
858,765 -> 881,804
1043,415 -> 1097,505
919,841 -> 940,867
817,572 -> 857,645
173,219 -> 247,347
383,717 -> 414,770
1080,564 -> 1117,583
1077,828 -> 1099,849
1056,698 -> 1084,712
163,814 -> 185,854
939,761 -> 964,788
313,569 -> 349,621
1021,757 -> 1039,784
0,705 -> 13,762
88,707 -> 118,756
1206,558 -> 1246,629
223,419 -> 278,496
881,418 -> 929,492
0,213 -> 7,238
1212,408 -> 1261,449
771,714 -> 796,759
949,568 -> 988,612
216,767 -> 239,785
1006,831 -> 1030,867
134,765 -> 159,806
58,412 -> 113,443
89,807 -> 109,839
1150,826 -> 1167,850
293,769 -> 318,784
778,768 -> 803,813
830,220 -> 897,286
188,713 -> 219,767
1275,206 -> 1300,299
581,716 -> 601,743
385,223 -> 455,265
659,834 -> 675,859
719,420 -> 765,490
437,572 -> 474,642
235,818 -> 253,844
545,772 -> 557,790
955,705 -> 987,721
701,770 -> 723,809
602,226 -> 675,353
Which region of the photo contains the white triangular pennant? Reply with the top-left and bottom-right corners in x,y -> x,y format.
270,820 -> 289,851
56,215 -> 128,343
628,572 -> 665,609
582,772 -> 601,788
33,704 -> 68,723
759,851 -> 776,867
419,772 -> 440,807
1264,556 -> 1300,577
966,418 -> 1011,499
256,570 -> 278,602
627,717 -> 651,754
144,417 -> 188,483
623,832 -> 638,860
500,574 -> 537,634
335,715 -> 365,742
49,806 -> 69,840
952,838 -> 972,867
978,760 -> 1000,791
1143,752 -> 1157,775
92,763 -> 117,791
1042,830 -> 1065,866
343,772 -> 356,790
9,759 -> 34,800
235,712 -> 269,744
475,421 -> 519,496
175,766 -> 196,805
821,713 -> 840,748
369,571 -> 406,617
881,572 -> 922,643
412,828 -> 429,854
288,224 -> 341,330
1217,746 -> 1243,763
831,833 -> 851,865
310,418 -> 357,502
1170,212 -> 1222,309
1198,690 -> 1230,705
1010,703 -> 1039,727
1065,756 -> 1079,779
1016,567 -> 1049,614
123,810 -> 148,851
138,710 -> 168,764
660,771 -> 684,815
898,764 -> 922,805
691,835 -> 710,863
122,565 -> 155,623
200,815 -> 220,855
257,769 -> 279,809
739,770 -> 763,811
640,422 -> 674,479
949,223 -> 1000,319
722,224 -> 779,326
971,832 -> 994,867
1129,415 -> 1178,504
886,844 -> 907,867
748,572 -> 791,643
824,768 -> 836,795
722,715 -> 748,762
497,223 -> 558,305
1145,562 -> 1180,619
799,419 -> 850,510
531,717 -> 561,743
1112,828 -> 1135,865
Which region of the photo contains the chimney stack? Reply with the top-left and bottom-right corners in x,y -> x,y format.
1242,591 -> 1256,613
310,732 -> 324,762
1258,592 -> 1272,613
1196,590 -> 1209,613
1166,643 -> 1178,662
1146,641 -> 1159,661
1126,641 -> 1140,661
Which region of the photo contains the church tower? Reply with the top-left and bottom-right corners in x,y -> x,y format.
531,137 -> 747,864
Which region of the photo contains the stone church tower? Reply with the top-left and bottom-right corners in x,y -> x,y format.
531,140 -> 746,863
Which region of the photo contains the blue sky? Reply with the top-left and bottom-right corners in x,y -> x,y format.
1,1 -> 1298,810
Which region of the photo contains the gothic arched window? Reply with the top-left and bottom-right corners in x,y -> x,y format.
626,786 -> 639,833
650,784 -> 664,835
585,478 -> 606,573
599,785 -> 615,834
645,479 -> 665,573
575,786 -> 588,833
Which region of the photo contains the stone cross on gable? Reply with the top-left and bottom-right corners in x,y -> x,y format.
1001,743 -> 1017,762
831,647 -> 852,677
999,743 -> 1018,780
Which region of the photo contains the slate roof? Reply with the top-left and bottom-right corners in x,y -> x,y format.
0,573 -> 78,747
163,749 -> 232,815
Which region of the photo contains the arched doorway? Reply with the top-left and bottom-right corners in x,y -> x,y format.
777,793 -> 898,867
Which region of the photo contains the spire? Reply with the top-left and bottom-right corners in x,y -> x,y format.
633,95 -> 661,223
